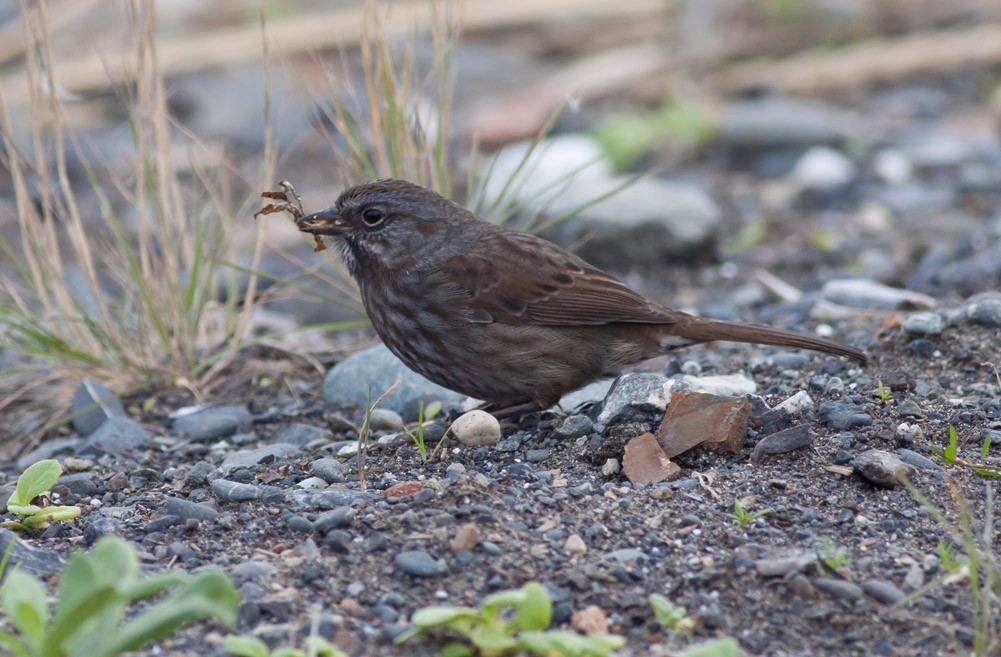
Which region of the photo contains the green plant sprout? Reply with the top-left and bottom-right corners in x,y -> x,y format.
729,499 -> 773,526
934,427 -> 1000,477
396,581 -> 624,657
819,537 -> 853,570
404,401 -> 452,463
224,635 -> 346,657
649,594 -> 693,634
0,536 -> 239,657
875,380 -> 893,401
4,460 -> 81,531
937,540 -> 967,573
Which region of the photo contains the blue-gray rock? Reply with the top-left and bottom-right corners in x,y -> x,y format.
57,472 -> 98,498
220,443 -> 301,473
605,548 -> 647,563
231,560 -> 278,581
558,379 -> 613,412
553,415 -> 593,440
369,408 -> 404,432
83,517 -> 122,546
173,404 -> 252,441
71,379 -> 126,436
896,400 -> 924,418
852,449 -> 911,487
286,488 -> 377,510
751,424 -> 816,464
818,400 -> 869,430
959,291 -> 1001,327
597,373 -> 671,425
163,497 -> 219,521
895,449 -> 939,471
76,416 -> 152,457
0,528 -> 64,576
813,578 -> 864,602
211,479 -> 263,502
311,457 -> 345,484
902,312 -> 945,335
394,550 -> 446,577
273,423 -> 330,448
314,506 -> 356,533
323,344 -> 466,420
862,580 -> 905,604
16,438 -> 81,470
719,97 -> 856,148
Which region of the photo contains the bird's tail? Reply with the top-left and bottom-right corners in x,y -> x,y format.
671,316 -> 867,363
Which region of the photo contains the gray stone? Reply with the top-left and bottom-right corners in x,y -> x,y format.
719,97 -> 856,148
211,479 -> 262,502
791,146 -> 856,189
0,528 -> 65,576
314,507 -> 356,533
902,312 -> 945,335
369,409 -> 404,432
597,373 -> 671,425
57,472 -> 98,498
311,457 -> 345,484
394,550 -> 446,577
558,379 -> 613,412
960,291 -> 1001,327
895,449 -> 939,471
173,404 -> 252,441
751,424 -> 816,464
71,379 -> 126,436
818,400 -> 869,430
231,560 -> 277,581
896,400 -> 924,418
76,416 -> 152,456
273,423 -> 330,448
812,578 -> 864,602
852,449 -> 912,488
83,517 -> 122,546
323,344 -> 466,420
553,415 -> 593,440
286,489 -> 377,510
862,579 -> 905,604
220,443 -> 301,473
163,497 -> 219,521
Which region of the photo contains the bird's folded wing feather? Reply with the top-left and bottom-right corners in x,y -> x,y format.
441,231 -> 678,326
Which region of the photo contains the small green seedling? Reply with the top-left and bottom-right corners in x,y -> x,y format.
934,427 -> 1000,477
728,499 -> 773,526
937,540 -> 967,573
224,635 -> 346,657
0,535 -> 239,657
4,459 -> 81,531
396,581 -> 625,657
819,537 -> 852,570
404,401 -> 451,463
649,594 -> 693,634
875,380 -> 893,401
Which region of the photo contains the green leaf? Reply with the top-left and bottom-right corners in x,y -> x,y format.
92,570 -> 239,657
0,570 -> 48,652
479,589 -> 525,619
514,582 -> 551,631
981,433 -> 992,459
223,635 -> 270,657
440,643 -> 475,657
0,627 -> 32,657
410,606 -> 482,628
423,401 -> 442,420
8,460 -> 62,508
649,593 -> 686,629
469,623 -> 517,654
678,637 -> 740,657
271,648 -> 308,657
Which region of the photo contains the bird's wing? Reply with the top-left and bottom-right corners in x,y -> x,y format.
439,230 -> 678,326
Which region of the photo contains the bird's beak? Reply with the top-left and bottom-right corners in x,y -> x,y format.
297,209 -> 348,236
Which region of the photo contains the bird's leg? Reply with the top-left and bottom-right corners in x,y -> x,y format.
479,399 -> 546,419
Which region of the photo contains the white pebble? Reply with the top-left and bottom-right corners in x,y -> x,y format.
451,410 -> 501,447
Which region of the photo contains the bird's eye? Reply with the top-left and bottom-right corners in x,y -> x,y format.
362,208 -> 385,227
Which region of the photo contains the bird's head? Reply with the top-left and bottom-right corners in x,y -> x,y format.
297,179 -> 476,275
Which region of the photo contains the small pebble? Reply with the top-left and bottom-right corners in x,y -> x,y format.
394,550 -> 446,577
451,411 -> 502,447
